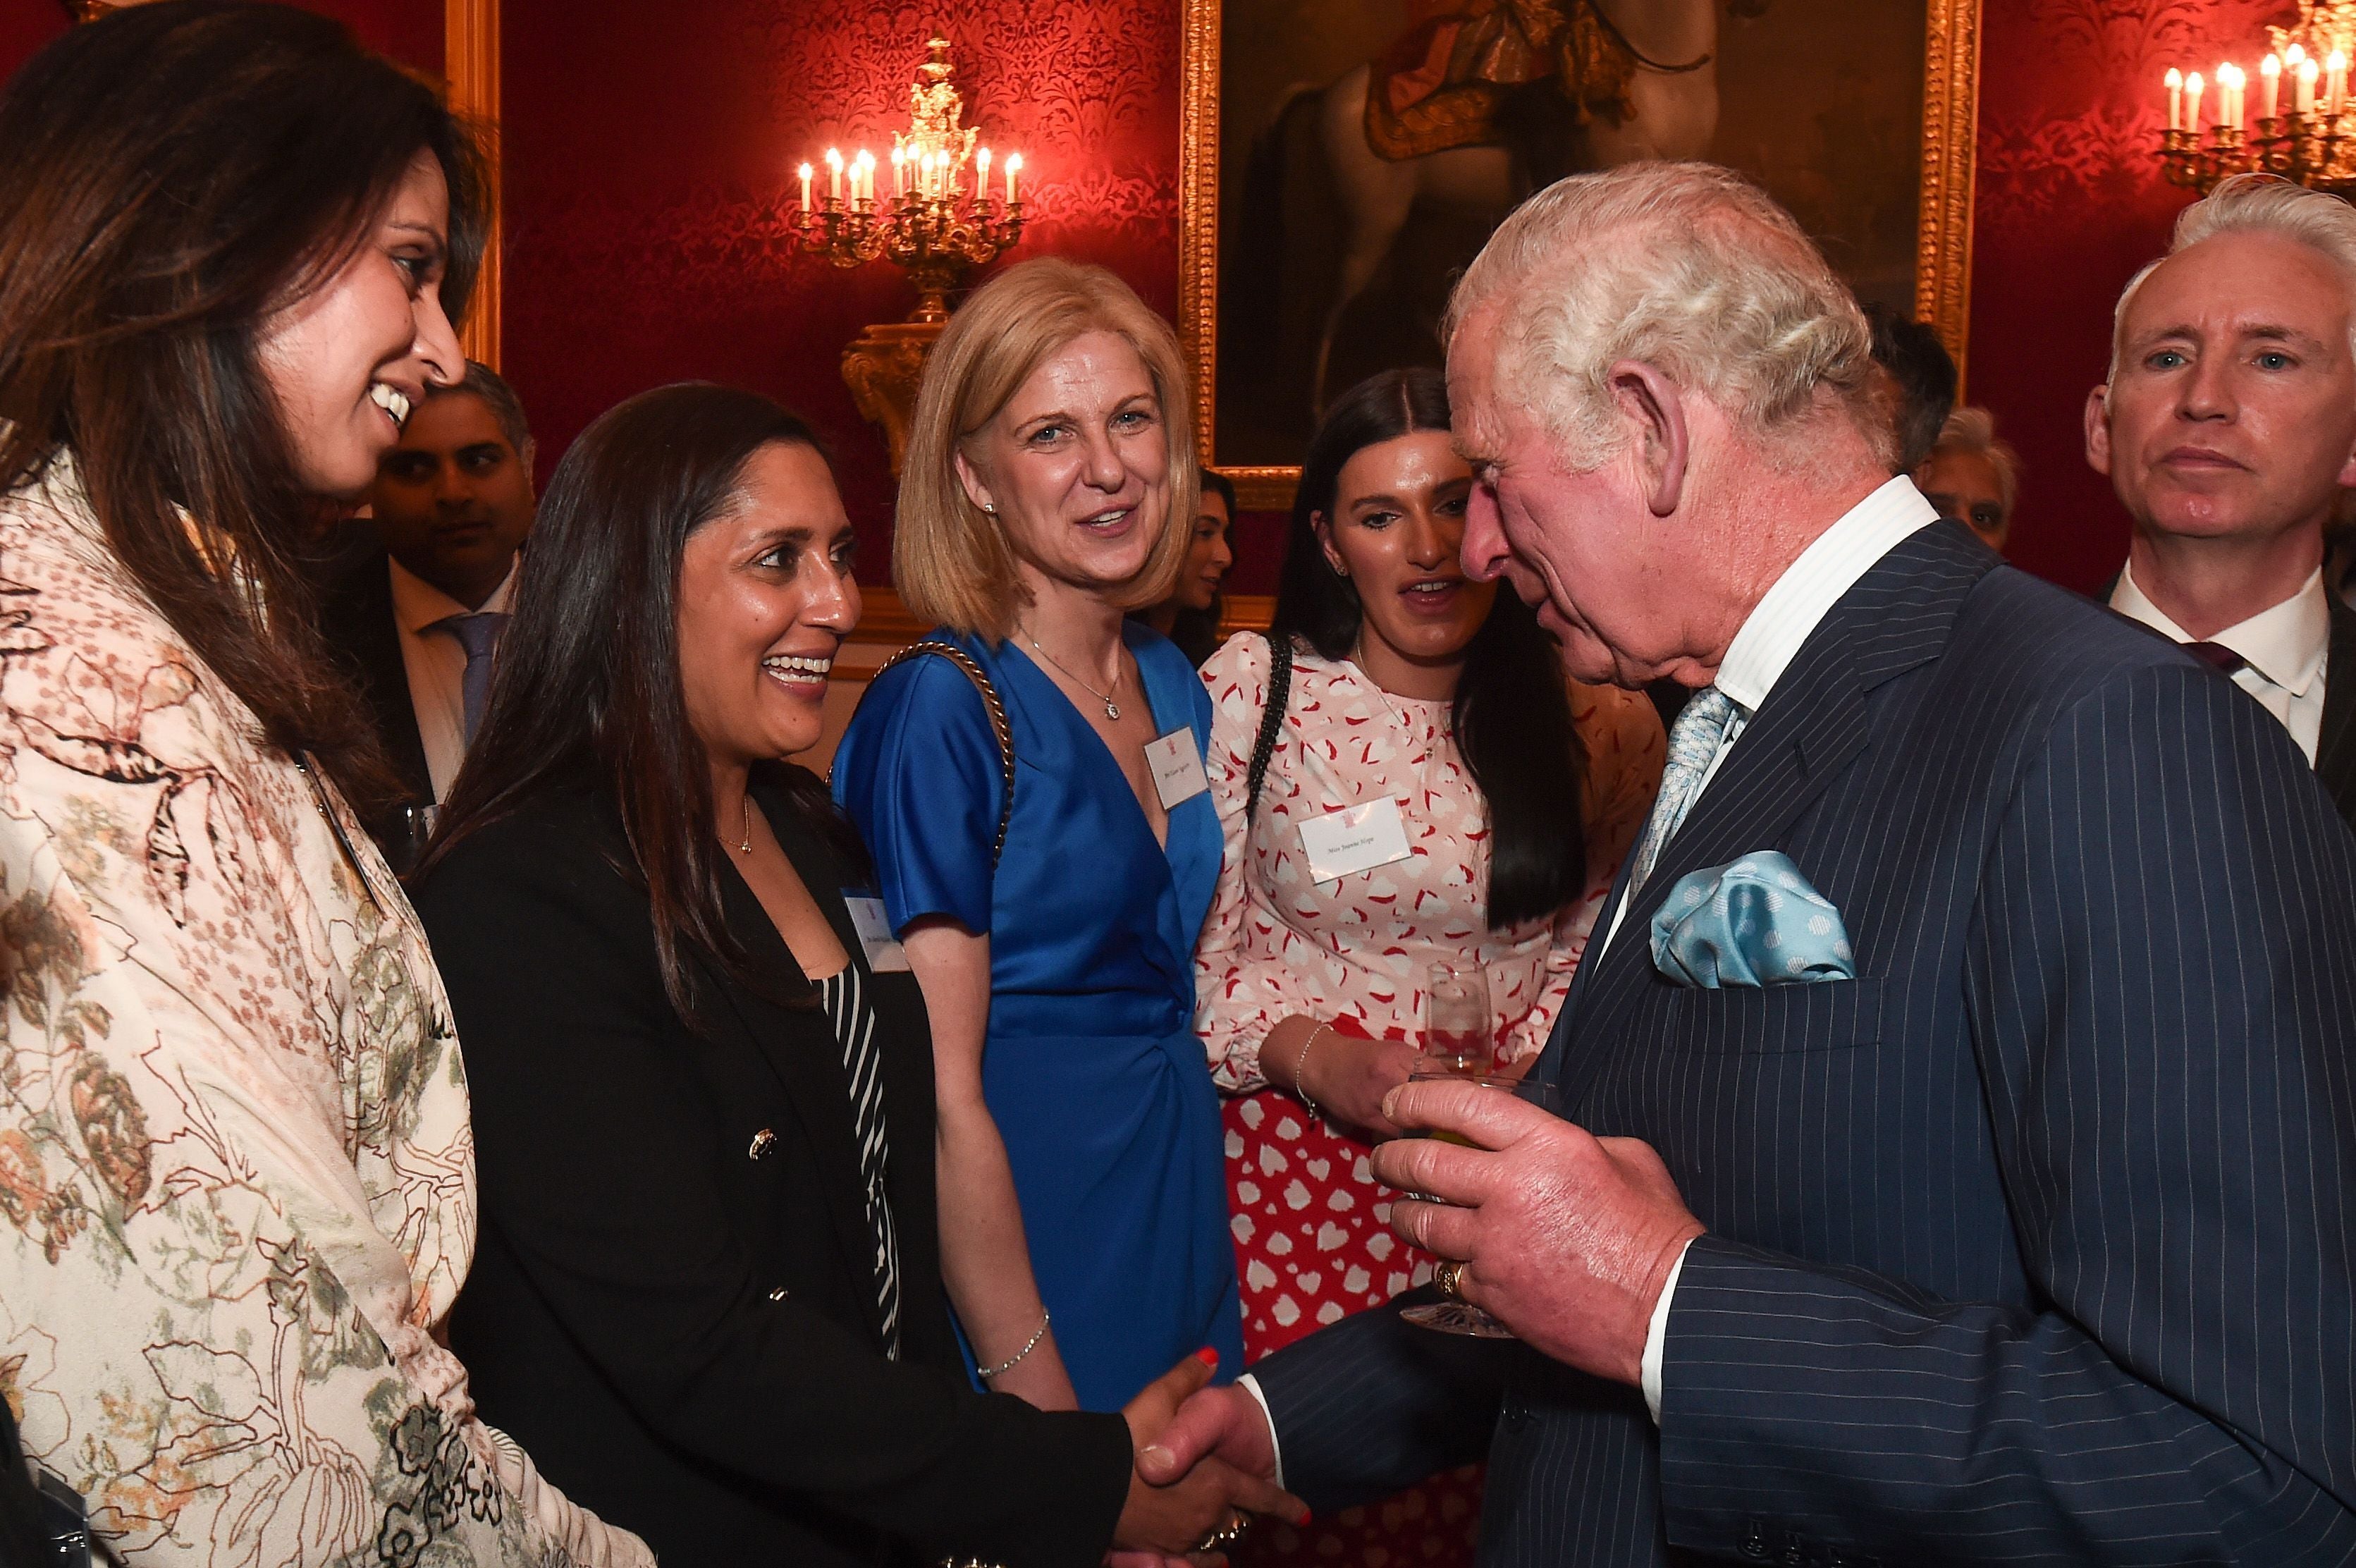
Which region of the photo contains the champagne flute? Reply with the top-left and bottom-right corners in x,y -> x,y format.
1419,960 -> 1492,1083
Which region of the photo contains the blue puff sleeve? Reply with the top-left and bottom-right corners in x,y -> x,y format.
832,652 -> 1005,938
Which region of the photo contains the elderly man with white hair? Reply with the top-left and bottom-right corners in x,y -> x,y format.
2088,171 -> 2356,828
1140,161 -> 2356,1567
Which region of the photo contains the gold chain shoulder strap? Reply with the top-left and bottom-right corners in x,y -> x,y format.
873,638 -> 1016,867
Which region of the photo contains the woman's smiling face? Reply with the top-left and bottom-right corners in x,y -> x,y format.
256,151 -> 464,498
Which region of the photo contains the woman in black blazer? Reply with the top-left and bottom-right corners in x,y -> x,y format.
410,384 -> 1297,1567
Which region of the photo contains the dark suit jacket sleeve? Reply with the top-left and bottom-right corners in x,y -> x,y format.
1657,663 -> 2356,1565
1246,1291 -> 1511,1513
415,816 -> 1132,1567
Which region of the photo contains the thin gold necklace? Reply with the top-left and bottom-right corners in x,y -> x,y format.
737,795 -> 754,855
1022,625 -> 1124,721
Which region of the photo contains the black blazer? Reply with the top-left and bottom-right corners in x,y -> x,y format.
1252,524 -> 2356,1564
2316,590 -> 2356,828
412,778 -> 1132,1567
319,554 -> 434,858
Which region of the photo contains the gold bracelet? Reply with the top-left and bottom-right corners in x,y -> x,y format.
1291,1023 -> 1334,1122
978,1309 -> 1051,1380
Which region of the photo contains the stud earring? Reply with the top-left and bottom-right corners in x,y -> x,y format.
981,503 -> 997,514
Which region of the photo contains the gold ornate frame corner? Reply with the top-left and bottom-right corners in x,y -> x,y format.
1179,0 -> 1985,508
447,0 -> 503,369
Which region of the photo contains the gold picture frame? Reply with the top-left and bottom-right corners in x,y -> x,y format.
1180,0 -> 1984,510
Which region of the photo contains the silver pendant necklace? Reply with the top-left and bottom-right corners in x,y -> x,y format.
1023,627 -> 1124,721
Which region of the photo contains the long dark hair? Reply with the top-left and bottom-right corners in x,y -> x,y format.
0,2 -> 490,809
1270,368 -> 1586,929
423,384 -> 863,1021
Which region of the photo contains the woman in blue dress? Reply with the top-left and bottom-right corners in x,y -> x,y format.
833,258 -> 1244,1414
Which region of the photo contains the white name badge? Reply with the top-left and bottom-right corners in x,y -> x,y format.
1145,728 -> 1210,810
1298,797 -> 1413,886
843,895 -> 911,973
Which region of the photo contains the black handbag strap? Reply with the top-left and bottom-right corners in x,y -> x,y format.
875,639 -> 1016,868
1244,632 -> 1294,825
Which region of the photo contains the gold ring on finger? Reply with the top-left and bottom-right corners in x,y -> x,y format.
1433,1258 -> 1467,1299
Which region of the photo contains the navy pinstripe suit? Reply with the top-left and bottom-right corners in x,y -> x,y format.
1249,522 -> 2356,1565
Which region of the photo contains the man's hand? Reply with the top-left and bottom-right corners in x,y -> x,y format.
1108,1356 -> 1303,1567
1370,1080 -> 1703,1385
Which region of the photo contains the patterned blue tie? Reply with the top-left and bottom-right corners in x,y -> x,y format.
1626,685 -> 1741,900
434,611 -> 507,745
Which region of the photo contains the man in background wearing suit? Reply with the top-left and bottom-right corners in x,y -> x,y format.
1143,161 -> 2356,1564
2088,173 -> 2356,829
326,360 -> 534,864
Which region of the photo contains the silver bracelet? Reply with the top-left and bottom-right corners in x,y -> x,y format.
1291,1023 -> 1335,1122
978,1309 -> 1051,1380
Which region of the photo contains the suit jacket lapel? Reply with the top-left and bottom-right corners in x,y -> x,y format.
704,815 -> 885,1342
1543,523 -> 1997,1110
2315,594 -> 2356,831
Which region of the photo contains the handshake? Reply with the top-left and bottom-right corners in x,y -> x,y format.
1103,1350 -> 1297,1566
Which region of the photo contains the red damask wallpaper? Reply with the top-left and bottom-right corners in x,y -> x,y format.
1969,0 -> 2280,593
499,0 -> 1183,582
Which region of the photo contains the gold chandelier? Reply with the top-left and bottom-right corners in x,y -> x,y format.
2159,1 -> 2356,195
794,36 -> 1029,472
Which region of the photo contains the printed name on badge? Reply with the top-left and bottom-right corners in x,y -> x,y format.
1298,797 -> 1413,886
1145,729 -> 1210,810
843,895 -> 911,972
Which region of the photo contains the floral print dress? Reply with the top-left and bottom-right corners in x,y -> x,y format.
0,455 -> 649,1568
1194,633 -> 1663,1568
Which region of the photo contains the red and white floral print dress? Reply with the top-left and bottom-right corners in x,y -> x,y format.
1194,633 -> 1663,1568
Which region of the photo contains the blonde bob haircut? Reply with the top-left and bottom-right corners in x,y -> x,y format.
895,257 -> 1200,642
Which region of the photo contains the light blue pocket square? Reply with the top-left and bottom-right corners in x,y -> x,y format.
1649,851 -> 1856,988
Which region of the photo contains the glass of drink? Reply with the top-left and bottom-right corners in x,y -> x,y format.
1419,960 -> 1492,1079
1396,1075 -> 1562,1339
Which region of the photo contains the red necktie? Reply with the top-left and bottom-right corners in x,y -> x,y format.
2185,641 -> 2247,675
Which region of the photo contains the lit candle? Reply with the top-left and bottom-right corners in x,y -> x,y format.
2332,49 -> 2348,112
1006,151 -> 1022,204
826,147 -> 843,201
2186,70 -> 2205,128
798,161 -> 812,212
2300,55 -> 2320,113
2263,53 -> 2282,119
2223,63 -> 2244,129
891,145 -> 906,197
2167,66 -> 2184,130
977,145 -> 993,203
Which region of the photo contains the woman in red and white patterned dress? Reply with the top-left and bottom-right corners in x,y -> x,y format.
1194,369 -> 1662,1568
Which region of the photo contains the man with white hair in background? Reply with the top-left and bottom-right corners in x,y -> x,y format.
1140,161 -> 2356,1565
2088,171 -> 2356,828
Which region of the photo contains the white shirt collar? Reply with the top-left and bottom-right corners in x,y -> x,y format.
1712,475 -> 1941,714
387,554 -> 518,636
2107,561 -> 2330,697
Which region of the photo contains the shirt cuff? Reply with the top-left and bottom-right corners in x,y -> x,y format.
1234,1373 -> 1284,1490
1639,1239 -> 1694,1424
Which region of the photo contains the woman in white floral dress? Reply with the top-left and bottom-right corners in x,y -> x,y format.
0,10 -> 646,1566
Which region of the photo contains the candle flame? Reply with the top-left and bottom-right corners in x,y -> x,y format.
798,161 -> 814,179
2264,53 -> 2282,76
2303,57 -> 2322,82
2331,48 -> 2347,71
826,147 -> 842,169
2289,42 -> 2308,67
2187,71 -> 2204,92
1007,152 -> 1024,173
2167,66 -> 2183,88
978,146 -> 993,172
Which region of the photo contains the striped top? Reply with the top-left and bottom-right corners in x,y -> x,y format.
817,964 -> 901,1359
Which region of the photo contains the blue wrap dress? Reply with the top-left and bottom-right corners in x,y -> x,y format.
833,621 -> 1244,1411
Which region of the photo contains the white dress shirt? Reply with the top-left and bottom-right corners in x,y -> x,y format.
388,556 -> 517,802
2108,562 -> 2330,766
1238,479 -> 1940,1471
